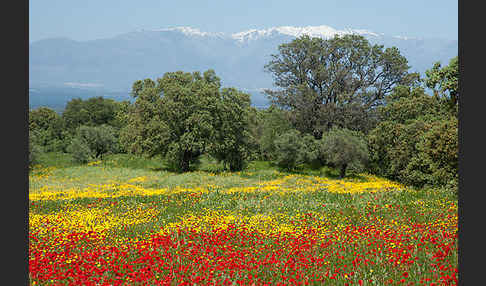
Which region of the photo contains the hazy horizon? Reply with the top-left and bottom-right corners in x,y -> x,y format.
30,0 -> 457,43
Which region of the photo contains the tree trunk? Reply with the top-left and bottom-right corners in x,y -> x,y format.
339,163 -> 347,179
180,151 -> 190,172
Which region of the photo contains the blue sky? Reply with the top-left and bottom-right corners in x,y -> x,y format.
29,0 -> 457,43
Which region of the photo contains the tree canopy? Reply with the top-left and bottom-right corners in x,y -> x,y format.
67,125 -> 118,163
29,107 -> 67,152
120,70 -> 252,172
425,56 -> 459,115
208,87 -> 252,171
320,128 -> 368,178
367,84 -> 457,188
264,34 -> 414,138
62,96 -> 121,131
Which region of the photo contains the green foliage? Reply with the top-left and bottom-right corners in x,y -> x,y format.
273,129 -> 307,171
208,88 -> 253,171
121,70 -> 252,173
403,117 -> 458,188
425,56 -> 459,116
164,142 -> 202,172
112,100 -> 132,153
368,83 -> 458,188
246,107 -> 266,160
29,131 -> 43,168
320,128 -> 368,178
67,137 -> 94,164
379,86 -> 446,123
67,125 -> 118,163
259,106 -> 293,160
420,117 -> 458,186
29,107 -> 68,152
119,109 -> 170,158
301,133 -> 321,165
62,97 -> 121,131
264,34 -> 413,137
368,120 -> 432,181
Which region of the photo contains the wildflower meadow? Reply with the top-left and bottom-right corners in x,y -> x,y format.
29,155 -> 458,285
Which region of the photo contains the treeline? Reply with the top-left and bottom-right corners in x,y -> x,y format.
29,34 -> 458,190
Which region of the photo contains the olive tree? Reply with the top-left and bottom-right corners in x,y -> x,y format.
320,128 -> 368,178
259,106 -> 293,160
273,129 -> 307,171
67,125 -> 117,163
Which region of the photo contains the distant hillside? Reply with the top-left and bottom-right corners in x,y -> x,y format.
29,86 -> 131,112
29,25 -> 457,110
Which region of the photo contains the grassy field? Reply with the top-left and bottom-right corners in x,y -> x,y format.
29,153 -> 458,285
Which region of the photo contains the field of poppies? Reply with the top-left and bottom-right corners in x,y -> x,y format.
29,155 -> 458,285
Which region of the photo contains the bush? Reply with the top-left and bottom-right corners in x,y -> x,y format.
367,82 -> 458,188
62,97 -> 120,131
368,116 -> 457,189
67,137 -> 93,164
67,125 -> 118,163
402,117 -> 458,188
273,129 -> 307,171
29,131 -> 43,168
368,120 -> 432,181
302,134 -> 322,167
259,106 -> 293,160
419,117 -> 458,187
29,107 -> 67,152
320,128 -> 368,178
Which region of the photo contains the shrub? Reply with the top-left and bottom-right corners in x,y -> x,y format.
368,120 -> 432,181
67,125 -> 118,163
29,131 -> 43,168
419,117 -> 458,187
67,137 -> 93,164
259,106 -> 293,160
402,117 -> 458,188
302,134 -> 322,167
62,97 -> 120,131
368,116 -> 457,189
320,128 -> 368,178
273,129 -> 306,171
29,107 -> 67,152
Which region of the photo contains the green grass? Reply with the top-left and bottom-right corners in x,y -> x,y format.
29,152 -> 458,285
30,152 -> 456,217
35,152 -> 80,168
29,151 -> 457,228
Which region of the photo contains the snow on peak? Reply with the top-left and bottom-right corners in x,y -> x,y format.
231,25 -> 381,42
132,25 -> 383,42
150,26 -> 224,37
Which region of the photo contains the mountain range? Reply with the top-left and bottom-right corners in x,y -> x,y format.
29,25 -> 457,109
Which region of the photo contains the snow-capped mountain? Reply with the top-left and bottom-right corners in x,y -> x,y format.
231,25 -> 381,42
29,25 -> 457,108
